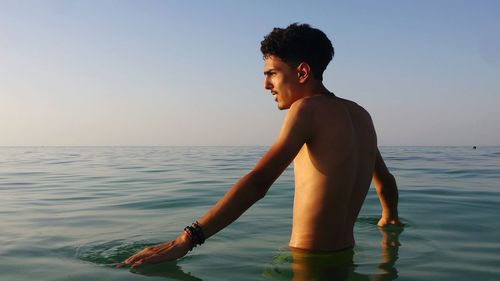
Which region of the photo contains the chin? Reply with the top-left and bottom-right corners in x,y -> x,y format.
277,103 -> 290,110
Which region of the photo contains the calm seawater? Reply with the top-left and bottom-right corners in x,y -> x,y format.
1,146 -> 500,281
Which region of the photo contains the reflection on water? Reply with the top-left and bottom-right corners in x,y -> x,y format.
77,240 -> 202,280
90,226 -> 402,281
262,226 -> 403,281
77,240 -> 154,267
374,226 -> 402,281
4,146 -> 500,280
130,261 -> 203,281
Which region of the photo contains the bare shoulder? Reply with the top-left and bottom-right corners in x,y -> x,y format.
295,95 -> 371,119
293,94 -> 340,113
337,97 -> 371,116
289,95 -> 316,112
285,96 -> 316,122
289,95 -> 373,127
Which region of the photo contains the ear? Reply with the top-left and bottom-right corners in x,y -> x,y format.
296,62 -> 311,84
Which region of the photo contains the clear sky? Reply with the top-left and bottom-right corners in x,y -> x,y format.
1,0 -> 499,146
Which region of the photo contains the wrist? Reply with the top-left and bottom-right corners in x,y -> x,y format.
177,231 -> 193,247
382,208 -> 398,219
180,221 -> 206,251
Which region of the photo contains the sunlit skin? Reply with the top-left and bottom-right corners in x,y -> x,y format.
120,55 -> 401,268
264,56 -> 305,110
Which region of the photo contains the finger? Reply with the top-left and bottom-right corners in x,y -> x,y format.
123,256 -> 135,265
132,253 -> 163,268
131,259 -> 145,268
124,252 -> 145,265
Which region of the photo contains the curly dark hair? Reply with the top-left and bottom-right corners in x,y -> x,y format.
260,23 -> 334,82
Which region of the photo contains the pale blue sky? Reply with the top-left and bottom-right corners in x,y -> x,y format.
1,0 -> 499,146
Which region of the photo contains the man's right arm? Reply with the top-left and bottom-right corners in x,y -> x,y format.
372,148 -> 401,227
120,98 -> 312,268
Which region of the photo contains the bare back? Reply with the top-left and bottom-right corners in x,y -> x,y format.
290,94 -> 377,251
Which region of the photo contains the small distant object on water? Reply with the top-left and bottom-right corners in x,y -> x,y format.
473,146 -> 477,149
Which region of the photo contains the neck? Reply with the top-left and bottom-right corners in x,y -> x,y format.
302,82 -> 333,98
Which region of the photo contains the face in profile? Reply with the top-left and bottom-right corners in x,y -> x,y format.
263,55 -> 302,110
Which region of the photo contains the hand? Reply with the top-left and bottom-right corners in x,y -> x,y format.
118,233 -> 191,268
377,216 -> 402,228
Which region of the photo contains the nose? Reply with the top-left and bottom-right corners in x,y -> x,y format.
264,77 -> 272,90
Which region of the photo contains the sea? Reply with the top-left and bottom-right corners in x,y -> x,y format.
1,146 -> 499,281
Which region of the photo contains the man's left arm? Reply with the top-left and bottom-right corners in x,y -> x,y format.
121,100 -> 312,268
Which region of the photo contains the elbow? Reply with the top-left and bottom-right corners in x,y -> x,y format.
387,173 -> 397,187
380,172 -> 396,187
246,170 -> 272,201
376,173 -> 398,195
384,173 -> 398,197
255,188 -> 267,201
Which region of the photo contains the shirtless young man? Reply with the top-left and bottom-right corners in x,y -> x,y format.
122,23 -> 400,268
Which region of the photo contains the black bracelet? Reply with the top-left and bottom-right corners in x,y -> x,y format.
183,221 -> 206,251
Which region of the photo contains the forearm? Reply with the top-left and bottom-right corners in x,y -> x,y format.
195,171 -> 269,239
123,172 -> 270,267
374,173 -> 399,218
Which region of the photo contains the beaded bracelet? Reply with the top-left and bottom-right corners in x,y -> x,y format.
183,221 -> 206,251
